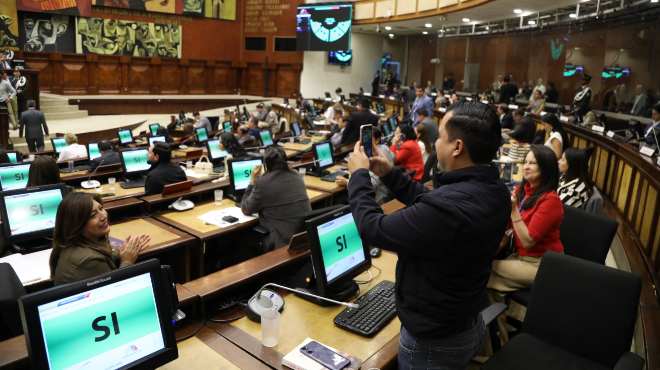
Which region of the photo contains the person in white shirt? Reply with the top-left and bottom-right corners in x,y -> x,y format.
58,133 -> 87,162
0,70 -> 17,130
630,84 -> 649,116
643,103 -> 660,147
529,78 -> 546,100
542,114 -> 568,159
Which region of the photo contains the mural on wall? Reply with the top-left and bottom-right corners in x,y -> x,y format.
19,12 -> 75,53
0,1 -> 20,49
93,0 -> 236,20
75,17 -> 181,58
17,0 -> 92,16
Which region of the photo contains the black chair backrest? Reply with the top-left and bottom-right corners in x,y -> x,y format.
421,150 -> 437,184
560,204 -> 618,264
524,253 -> 640,368
0,263 -> 26,339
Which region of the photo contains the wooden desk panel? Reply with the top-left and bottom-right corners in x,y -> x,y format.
306,188 -> 331,204
60,167 -> 123,183
0,335 -> 27,369
141,179 -> 229,207
303,175 -> 344,193
111,218 -> 196,257
280,142 -> 312,152
223,252 -> 400,368
155,199 -> 257,241
79,183 -> 145,202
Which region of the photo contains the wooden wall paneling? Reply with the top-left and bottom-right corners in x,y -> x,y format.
204,61 -> 216,94
48,53 -> 64,94
420,37 -> 437,86
641,188 -> 657,249
97,56 -> 122,94
149,58 -> 162,94
212,64 -> 235,94
61,55 -> 90,95
617,163 -> 633,213
160,59 -> 182,94
187,61 -> 206,94
86,54 -> 99,94
274,65 -> 299,97
245,64 -> 265,96
628,171 -> 641,222
635,180 -> 649,235
127,58 -> 152,94
179,59 -> 190,94
23,54 -> 52,93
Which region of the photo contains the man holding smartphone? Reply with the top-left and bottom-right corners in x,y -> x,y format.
346,102 -> 510,369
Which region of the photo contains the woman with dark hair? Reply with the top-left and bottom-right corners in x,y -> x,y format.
488,145 -> 564,291
558,148 -> 593,208
240,146 -> 311,251
505,116 -> 536,162
49,193 -> 150,285
390,124 -> 424,181
27,155 -> 61,187
220,132 -> 248,159
415,123 -> 433,163
542,113 -> 568,159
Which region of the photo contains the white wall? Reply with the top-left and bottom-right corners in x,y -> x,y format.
300,32 -> 384,98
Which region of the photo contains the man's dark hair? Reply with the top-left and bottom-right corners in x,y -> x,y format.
193,111 -> 200,117
503,75 -> 511,83
264,146 -> 289,172
358,98 -> 371,109
446,101 -> 501,164
418,110 -> 428,118
98,140 -> 112,152
152,142 -> 172,163
27,99 -> 36,108
399,124 -> 417,141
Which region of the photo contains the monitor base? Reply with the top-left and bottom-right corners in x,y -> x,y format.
12,237 -> 52,254
294,280 -> 359,307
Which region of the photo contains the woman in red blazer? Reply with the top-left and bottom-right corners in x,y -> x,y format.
390,124 -> 425,181
489,145 -> 564,292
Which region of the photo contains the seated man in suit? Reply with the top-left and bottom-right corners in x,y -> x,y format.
89,141 -> 120,171
144,142 -> 187,195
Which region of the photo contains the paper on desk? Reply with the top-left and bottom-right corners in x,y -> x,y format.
197,207 -> 256,228
0,249 -> 52,285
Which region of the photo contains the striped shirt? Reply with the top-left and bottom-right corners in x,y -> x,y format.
558,177 -> 591,209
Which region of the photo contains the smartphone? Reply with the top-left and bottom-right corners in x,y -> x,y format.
300,340 -> 351,370
360,124 -> 374,157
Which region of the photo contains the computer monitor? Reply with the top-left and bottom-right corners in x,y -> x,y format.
206,139 -> 229,161
228,157 -> 263,192
0,163 -> 30,191
388,116 -> 397,133
382,121 -> 392,137
117,129 -> 134,145
19,259 -> 178,370
291,122 -> 302,137
149,136 -> 166,147
50,137 -> 67,154
0,184 -> 64,243
223,121 -> 233,132
149,123 -> 160,136
305,205 -> 371,299
195,127 -> 209,143
120,148 -> 151,176
259,130 -> 273,147
87,143 -> 102,161
313,142 -> 334,170
6,151 -> 20,163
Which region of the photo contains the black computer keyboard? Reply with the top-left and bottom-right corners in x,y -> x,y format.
334,280 -> 396,337
321,170 -> 348,182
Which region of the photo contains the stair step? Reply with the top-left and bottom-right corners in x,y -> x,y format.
41,105 -> 82,113
45,110 -> 89,120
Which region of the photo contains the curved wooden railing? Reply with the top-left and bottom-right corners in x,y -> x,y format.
565,124 -> 659,369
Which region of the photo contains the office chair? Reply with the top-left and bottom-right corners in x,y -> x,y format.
0,263 -> 26,340
509,205 -> 618,306
483,253 -> 643,370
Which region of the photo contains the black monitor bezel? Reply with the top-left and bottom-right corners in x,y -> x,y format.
19,259 -> 178,370
259,130 -> 273,147
117,129 -> 134,145
312,141 -> 335,170
0,183 -> 64,243
119,147 -> 151,176
149,123 -> 160,136
50,137 -> 67,154
6,150 -> 21,163
206,139 -> 227,161
0,162 -> 31,192
304,205 -> 372,297
228,157 -> 263,193
86,142 -> 102,161
195,127 -> 209,143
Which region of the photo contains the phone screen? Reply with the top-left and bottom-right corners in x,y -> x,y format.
300,341 -> 351,370
360,124 -> 373,157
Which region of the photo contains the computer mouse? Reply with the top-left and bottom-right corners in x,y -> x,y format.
370,247 -> 381,258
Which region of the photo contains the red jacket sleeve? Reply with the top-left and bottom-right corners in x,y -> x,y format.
526,193 -> 564,244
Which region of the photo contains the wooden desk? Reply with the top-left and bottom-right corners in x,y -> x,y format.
155,199 -> 257,242
306,188 -> 332,204
60,166 -> 123,183
173,146 -> 205,159
211,251 -> 400,369
79,182 -> 145,202
303,174 -> 345,193
141,179 -> 229,210
280,141 -> 312,156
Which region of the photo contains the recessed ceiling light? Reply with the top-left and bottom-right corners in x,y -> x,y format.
388,33 -> 394,38
652,0 -> 658,3
424,23 -> 432,28
462,18 -> 471,23
528,20 -> 537,25
385,26 -> 392,31
485,25 -> 490,30
569,13 -> 578,18
422,31 -> 428,35
513,9 -> 523,14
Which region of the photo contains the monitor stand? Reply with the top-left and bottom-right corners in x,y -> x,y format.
226,190 -> 244,203
121,175 -> 146,189
12,237 -> 52,254
295,279 -> 359,307
306,167 -> 329,178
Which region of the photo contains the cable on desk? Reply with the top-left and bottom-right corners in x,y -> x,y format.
355,265 -> 382,285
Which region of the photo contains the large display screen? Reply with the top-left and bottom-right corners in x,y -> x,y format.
296,3 -> 352,51
36,273 -> 165,370
0,164 -> 30,191
4,188 -> 62,237
316,212 -> 366,283
328,50 -> 352,66
231,159 -> 262,191
121,149 -> 150,174
314,142 -> 334,168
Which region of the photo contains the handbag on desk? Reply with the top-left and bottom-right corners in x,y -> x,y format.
194,155 -> 213,174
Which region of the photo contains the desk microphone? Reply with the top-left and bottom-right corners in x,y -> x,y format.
246,282 -> 359,323
81,157 -> 105,189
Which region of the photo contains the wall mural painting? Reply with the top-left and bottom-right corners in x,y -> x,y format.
16,0 -> 92,16
93,0 -> 236,20
76,17 -> 181,58
19,12 -> 75,53
0,1 -> 20,49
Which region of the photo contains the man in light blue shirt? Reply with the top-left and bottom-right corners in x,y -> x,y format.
410,86 -> 434,123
